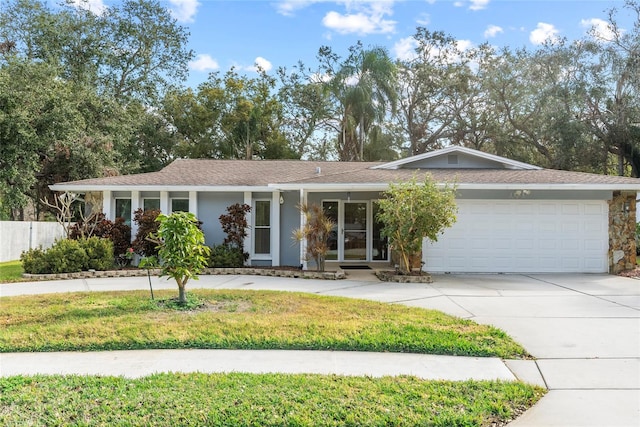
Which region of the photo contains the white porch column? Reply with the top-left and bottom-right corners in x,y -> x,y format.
271,191 -> 281,266
244,191 -> 252,266
103,190 -> 113,220
189,191 -> 198,218
130,190 -> 140,240
160,191 -> 169,214
299,189 -> 308,270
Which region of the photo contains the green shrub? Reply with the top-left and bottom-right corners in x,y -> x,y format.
69,213 -> 131,258
80,237 -> 114,271
20,247 -> 49,274
132,208 -> 161,257
45,239 -> 89,273
209,244 -> 245,268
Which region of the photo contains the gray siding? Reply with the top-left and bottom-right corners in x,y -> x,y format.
198,192 -> 244,247
406,153 -> 502,169
280,191 -> 302,266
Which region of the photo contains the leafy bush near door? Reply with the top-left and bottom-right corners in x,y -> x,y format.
209,244 -> 245,268
209,203 -> 251,268
21,237 -> 114,274
132,208 -> 161,257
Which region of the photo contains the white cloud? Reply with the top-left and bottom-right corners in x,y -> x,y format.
247,56 -> 273,72
168,0 -> 200,23
189,54 -> 219,72
416,13 -> 430,26
529,22 -> 560,45
453,0 -> 488,10
484,24 -> 503,38
68,0 -> 106,15
274,0 -> 319,16
581,17 -> 617,41
322,1 -> 396,35
393,36 -> 419,61
456,39 -> 473,52
469,0 -> 489,11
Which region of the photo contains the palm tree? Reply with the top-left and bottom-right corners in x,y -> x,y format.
327,44 -> 397,161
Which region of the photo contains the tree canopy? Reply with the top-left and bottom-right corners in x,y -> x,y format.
2,0 -> 639,219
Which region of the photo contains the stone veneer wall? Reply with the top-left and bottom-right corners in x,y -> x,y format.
608,191 -> 637,273
84,191 -> 103,216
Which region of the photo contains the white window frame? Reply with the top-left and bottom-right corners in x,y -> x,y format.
170,198 -> 189,213
114,197 -> 132,225
252,199 -> 271,259
142,198 -> 161,212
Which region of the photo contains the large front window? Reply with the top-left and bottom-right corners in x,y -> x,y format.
254,200 -> 270,255
171,198 -> 189,213
115,199 -> 131,225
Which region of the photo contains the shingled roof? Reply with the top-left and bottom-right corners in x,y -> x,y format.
50,157 -> 640,192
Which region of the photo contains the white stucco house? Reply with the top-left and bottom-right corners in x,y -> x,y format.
51,146 -> 640,274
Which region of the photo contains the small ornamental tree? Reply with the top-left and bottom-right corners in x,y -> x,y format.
377,174 -> 457,274
219,203 -> 251,261
156,212 -> 211,304
292,203 -> 335,272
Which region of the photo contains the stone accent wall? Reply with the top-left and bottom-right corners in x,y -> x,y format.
608,191 -> 637,273
84,192 -> 103,216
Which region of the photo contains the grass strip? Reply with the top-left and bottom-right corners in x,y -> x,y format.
0,373 -> 545,427
0,260 -> 23,283
0,289 -> 529,358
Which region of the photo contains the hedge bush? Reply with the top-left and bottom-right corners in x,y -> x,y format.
21,238 -> 114,274
82,237 -> 114,271
209,244 -> 245,268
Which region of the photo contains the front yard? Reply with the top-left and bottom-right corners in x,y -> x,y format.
0,287 -> 545,426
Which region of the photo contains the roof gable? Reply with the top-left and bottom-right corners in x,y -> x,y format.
373,146 -> 542,170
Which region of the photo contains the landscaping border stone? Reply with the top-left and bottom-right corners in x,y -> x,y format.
375,270 -> 433,283
23,267 -> 346,281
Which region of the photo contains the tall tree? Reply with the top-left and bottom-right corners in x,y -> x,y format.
319,43 -> 397,161
395,29 -> 477,156
579,0 -> 640,176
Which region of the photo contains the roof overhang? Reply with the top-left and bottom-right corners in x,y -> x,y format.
50,182 -> 640,194
49,184 -> 275,193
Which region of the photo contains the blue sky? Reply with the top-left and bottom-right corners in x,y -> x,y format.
71,0 -> 628,88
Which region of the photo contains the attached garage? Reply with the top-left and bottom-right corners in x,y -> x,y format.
423,199 -> 609,273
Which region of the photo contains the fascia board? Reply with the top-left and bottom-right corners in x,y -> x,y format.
49,184 -> 275,192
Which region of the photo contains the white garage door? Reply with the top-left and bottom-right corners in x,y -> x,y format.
423,200 -> 608,273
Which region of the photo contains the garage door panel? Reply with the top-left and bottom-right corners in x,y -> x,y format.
424,200 -> 608,273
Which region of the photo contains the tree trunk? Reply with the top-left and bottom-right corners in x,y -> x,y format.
178,284 -> 187,304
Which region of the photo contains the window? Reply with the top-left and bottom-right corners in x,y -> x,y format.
143,198 -> 160,211
115,199 -> 132,225
254,200 -> 270,255
171,198 -> 189,213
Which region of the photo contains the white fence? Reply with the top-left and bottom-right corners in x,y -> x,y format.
0,221 -> 66,262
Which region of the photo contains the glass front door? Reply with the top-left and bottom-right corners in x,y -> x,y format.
342,202 -> 368,261
321,200 -> 388,262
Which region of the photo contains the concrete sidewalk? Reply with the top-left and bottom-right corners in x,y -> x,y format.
0,349 -> 517,381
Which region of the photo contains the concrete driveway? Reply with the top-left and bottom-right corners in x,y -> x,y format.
1,272 -> 639,426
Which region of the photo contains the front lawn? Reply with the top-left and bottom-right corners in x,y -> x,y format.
0,289 -> 529,358
0,260 -> 23,283
0,373 -> 545,426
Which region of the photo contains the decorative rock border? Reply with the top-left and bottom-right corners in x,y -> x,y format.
23,267 -> 346,281
375,270 -> 433,283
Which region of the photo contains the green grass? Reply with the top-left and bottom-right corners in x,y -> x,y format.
0,373 -> 545,427
0,289 -> 529,358
0,260 -> 23,283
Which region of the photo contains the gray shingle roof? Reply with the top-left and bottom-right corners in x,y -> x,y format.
52,158 -> 640,189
